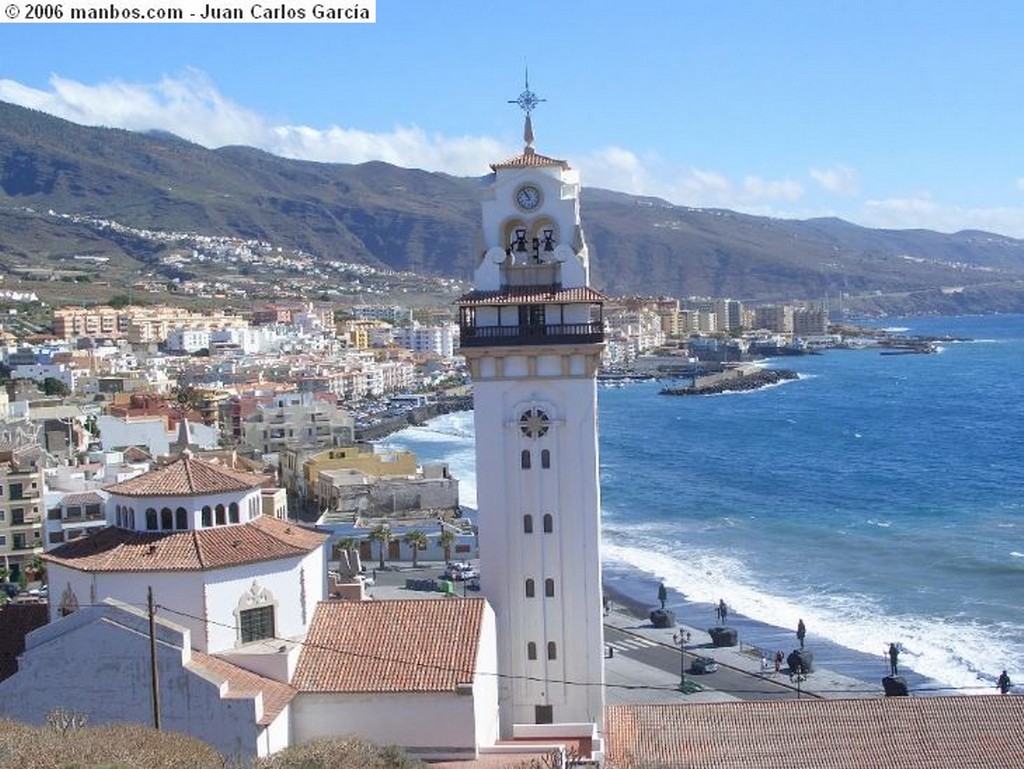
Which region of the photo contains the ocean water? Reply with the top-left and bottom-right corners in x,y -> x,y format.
381,314 -> 1024,692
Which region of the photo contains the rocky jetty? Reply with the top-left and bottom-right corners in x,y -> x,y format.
660,367 -> 799,396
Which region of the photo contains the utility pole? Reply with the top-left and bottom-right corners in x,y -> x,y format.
148,586 -> 162,730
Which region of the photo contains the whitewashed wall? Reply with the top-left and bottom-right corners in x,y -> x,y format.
0,604 -> 278,764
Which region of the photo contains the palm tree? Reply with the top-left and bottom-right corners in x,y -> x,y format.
439,527 -> 456,564
368,524 -> 392,570
29,554 -> 46,586
403,530 -> 428,568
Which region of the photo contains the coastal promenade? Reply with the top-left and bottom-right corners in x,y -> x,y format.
364,564 -> 878,705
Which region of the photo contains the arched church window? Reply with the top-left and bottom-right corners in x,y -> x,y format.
160,507 -> 173,530
521,450 -> 531,470
229,502 -> 240,524
175,507 -> 188,530
215,504 -> 226,526
545,578 -> 555,598
523,514 -> 533,534
543,514 -> 553,533
527,642 -> 537,661
202,506 -> 212,528
547,642 -> 557,660
541,449 -> 551,469
525,579 -> 535,598
145,508 -> 158,531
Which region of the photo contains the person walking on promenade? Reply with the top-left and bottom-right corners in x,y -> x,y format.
658,582 -> 667,610
796,619 -> 806,649
717,599 -> 728,625
888,642 -> 900,676
997,670 -> 1012,695
774,650 -> 784,674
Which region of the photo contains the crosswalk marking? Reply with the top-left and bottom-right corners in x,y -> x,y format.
607,636 -> 661,651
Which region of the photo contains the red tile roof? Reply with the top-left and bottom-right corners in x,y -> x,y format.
0,603 -> 48,682
292,598 -> 484,693
43,515 -> 326,572
605,698 -> 1024,769
188,651 -> 295,726
105,453 -> 265,497
57,490 -> 106,507
490,148 -> 570,171
458,286 -> 606,307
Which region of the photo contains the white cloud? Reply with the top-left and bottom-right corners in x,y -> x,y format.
809,165 -> 859,196
861,196 -> 1024,236
1,72 -> 1023,237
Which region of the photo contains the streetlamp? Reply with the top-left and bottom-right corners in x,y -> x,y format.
673,630 -> 691,692
790,669 -> 807,699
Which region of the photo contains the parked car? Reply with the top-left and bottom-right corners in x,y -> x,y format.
690,656 -> 718,674
444,562 -> 479,581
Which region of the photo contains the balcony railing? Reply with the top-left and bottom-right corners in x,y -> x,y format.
459,322 -> 604,348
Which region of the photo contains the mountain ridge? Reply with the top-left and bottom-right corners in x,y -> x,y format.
2,100 -> 1024,315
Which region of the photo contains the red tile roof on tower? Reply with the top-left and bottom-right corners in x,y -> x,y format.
490,147 -> 570,171
188,651 -> 296,726
43,515 -> 326,572
292,598 -> 485,693
105,452 -> 265,497
605,699 -> 1024,769
458,286 -> 606,307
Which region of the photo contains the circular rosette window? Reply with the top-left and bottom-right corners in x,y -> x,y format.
519,408 -> 550,439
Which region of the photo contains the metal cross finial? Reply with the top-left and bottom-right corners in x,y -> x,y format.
508,68 -> 545,115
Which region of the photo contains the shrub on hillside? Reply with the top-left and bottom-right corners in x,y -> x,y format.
252,736 -> 427,769
0,717 -> 227,769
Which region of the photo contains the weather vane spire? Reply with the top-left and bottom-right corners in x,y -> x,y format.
508,67 -> 545,151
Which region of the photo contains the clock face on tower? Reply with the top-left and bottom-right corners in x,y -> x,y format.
515,185 -> 542,211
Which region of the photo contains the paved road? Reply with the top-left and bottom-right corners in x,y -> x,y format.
605,625 -> 817,702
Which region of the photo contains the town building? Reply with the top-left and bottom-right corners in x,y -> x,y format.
0,445 -> 45,580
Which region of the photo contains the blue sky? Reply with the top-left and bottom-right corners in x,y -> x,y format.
3,1 -> 1024,236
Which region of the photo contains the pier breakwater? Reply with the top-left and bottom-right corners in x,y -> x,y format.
660,365 -> 798,396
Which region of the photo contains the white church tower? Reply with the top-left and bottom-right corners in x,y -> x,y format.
458,78 -> 606,736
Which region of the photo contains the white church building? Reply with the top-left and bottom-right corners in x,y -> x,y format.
0,82 -> 606,766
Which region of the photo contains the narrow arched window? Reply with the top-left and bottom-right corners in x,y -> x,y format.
129,508 -> 135,528
116,507 -> 122,528
175,507 -> 188,530
160,507 -> 173,530
523,514 -> 533,534
525,579 -> 535,598
202,506 -> 213,527
229,502 -> 240,524
545,578 -> 555,598
541,449 -> 551,469
543,514 -> 553,533
547,642 -> 557,660
521,450 -> 531,470
527,642 -> 537,661
145,508 -> 158,530
215,504 -> 226,526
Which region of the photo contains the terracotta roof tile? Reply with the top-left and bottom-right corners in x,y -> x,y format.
43,516 -> 326,572
188,651 -> 295,726
490,148 -> 570,171
57,490 -> 107,507
105,453 -> 265,497
293,598 -> 484,693
605,699 -> 1024,769
458,286 -> 606,307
